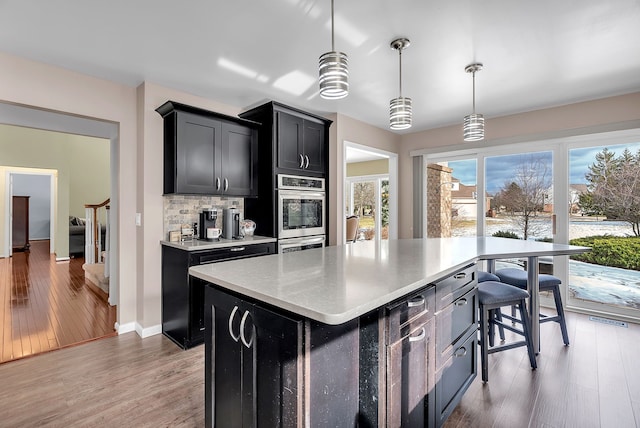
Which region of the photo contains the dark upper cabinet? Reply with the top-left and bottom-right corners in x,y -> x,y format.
157,101 -> 259,196
276,111 -> 326,174
240,101 -> 332,178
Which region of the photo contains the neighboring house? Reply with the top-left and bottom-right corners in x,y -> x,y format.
450,178 -> 492,219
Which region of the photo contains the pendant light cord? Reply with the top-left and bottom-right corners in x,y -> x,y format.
398,48 -> 403,97
331,0 -> 335,51
472,70 -> 476,113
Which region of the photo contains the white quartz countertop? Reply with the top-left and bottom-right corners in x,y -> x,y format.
189,237 -> 589,325
161,235 -> 276,251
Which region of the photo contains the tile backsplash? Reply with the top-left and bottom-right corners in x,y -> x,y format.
163,195 -> 244,238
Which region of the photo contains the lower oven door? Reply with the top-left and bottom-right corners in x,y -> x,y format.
278,235 -> 325,253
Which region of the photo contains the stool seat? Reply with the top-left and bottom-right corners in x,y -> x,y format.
478,281 -> 529,306
477,280 -> 537,382
478,271 -> 500,283
495,268 -> 561,289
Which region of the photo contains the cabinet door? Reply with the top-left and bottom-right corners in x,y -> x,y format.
221,122 -> 257,197
176,112 -> 222,194
206,288 -> 248,427
205,286 -> 303,428
387,318 -> 435,428
276,111 -> 304,171
301,120 -> 325,174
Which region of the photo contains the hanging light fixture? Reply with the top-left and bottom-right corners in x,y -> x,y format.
463,63 -> 484,141
389,38 -> 412,130
318,0 -> 348,99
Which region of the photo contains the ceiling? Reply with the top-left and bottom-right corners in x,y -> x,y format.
1,0 -> 639,134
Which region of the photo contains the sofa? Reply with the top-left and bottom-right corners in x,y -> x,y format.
69,216 -> 106,257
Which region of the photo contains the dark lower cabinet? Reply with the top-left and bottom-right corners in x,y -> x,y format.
205,285 -> 303,427
202,264 -> 478,427
161,242 -> 275,349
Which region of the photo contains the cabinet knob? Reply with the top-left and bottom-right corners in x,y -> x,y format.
228,306 -> 241,342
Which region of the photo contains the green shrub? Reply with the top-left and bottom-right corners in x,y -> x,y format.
569,235 -> 640,271
492,230 -> 520,239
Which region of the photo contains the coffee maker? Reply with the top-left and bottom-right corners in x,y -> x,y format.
198,209 -> 218,240
222,207 -> 241,240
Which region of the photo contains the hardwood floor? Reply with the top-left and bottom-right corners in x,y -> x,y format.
0,310 -> 637,427
1,240 -> 116,364
444,311 -> 640,428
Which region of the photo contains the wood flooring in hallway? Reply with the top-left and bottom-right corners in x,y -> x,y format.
0,240 -> 116,364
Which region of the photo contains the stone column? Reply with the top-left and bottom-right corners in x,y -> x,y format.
426,164 -> 452,238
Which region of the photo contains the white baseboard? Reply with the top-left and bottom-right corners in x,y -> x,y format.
55,257 -> 70,262
135,323 -> 162,338
115,321 -> 135,334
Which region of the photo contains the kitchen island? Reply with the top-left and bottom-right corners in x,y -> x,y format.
189,237 -> 589,427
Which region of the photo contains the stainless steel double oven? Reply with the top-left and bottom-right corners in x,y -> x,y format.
277,174 -> 325,253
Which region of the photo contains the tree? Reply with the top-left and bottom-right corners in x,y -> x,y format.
580,148 -> 640,236
352,182 -> 375,217
381,180 -> 389,227
494,155 -> 551,240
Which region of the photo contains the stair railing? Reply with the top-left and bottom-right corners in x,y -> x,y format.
84,198 -> 110,265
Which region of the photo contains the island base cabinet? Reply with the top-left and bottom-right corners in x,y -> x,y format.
434,329 -> 478,427
386,316 -> 435,428
205,286 -> 303,427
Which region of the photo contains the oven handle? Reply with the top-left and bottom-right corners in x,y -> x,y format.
278,190 -> 326,199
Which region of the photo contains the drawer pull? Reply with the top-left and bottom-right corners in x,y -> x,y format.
409,327 -> 426,342
454,298 -> 468,306
228,306 -> 241,342
230,247 -> 246,252
239,311 -> 254,348
453,272 -> 467,279
454,346 -> 468,358
299,154 -> 305,168
407,295 -> 425,308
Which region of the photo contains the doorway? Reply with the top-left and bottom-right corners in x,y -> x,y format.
343,142 -> 398,243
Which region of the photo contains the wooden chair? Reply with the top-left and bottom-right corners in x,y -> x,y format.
346,216 -> 359,243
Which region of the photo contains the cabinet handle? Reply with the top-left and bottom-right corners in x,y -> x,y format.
454,346 -> 468,358
230,247 -> 246,252
224,178 -> 229,192
409,327 -> 426,342
239,311 -> 254,348
453,272 -> 467,279
304,155 -> 310,169
407,295 -> 425,308
299,154 -> 305,168
454,298 -> 468,306
215,177 -> 221,191
228,306 -> 241,342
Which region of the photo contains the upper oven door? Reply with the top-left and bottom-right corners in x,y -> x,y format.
278,189 -> 325,238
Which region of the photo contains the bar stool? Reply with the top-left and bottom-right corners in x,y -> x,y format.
478,281 -> 537,382
478,271 -> 506,341
495,268 -> 570,346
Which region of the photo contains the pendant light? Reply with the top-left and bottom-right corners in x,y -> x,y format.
389,38 -> 412,130
318,0 -> 348,99
463,63 -> 484,141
